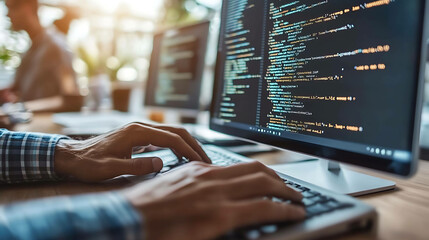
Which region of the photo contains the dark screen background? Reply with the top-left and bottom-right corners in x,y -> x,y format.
214,0 -> 426,151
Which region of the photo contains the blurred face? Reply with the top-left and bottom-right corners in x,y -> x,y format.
6,0 -> 34,31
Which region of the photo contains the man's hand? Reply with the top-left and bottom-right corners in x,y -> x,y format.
123,161 -> 306,240
54,122 -> 211,182
0,88 -> 18,104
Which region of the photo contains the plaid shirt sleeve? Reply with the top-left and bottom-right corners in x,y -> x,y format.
0,192 -> 143,240
0,129 -> 144,239
0,129 -> 68,183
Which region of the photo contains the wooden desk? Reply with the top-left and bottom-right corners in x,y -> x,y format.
2,113 -> 429,240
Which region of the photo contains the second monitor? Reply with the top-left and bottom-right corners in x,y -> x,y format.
144,21 -> 210,114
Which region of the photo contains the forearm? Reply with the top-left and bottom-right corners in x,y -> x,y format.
0,192 -> 143,240
0,130 -> 145,239
24,96 -> 63,113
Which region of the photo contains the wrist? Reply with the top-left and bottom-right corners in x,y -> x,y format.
54,139 -> 78,179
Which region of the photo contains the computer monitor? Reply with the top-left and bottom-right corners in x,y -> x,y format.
210,0 -> 428,195
144,21 -> 210,115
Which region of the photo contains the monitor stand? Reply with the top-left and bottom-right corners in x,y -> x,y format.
269,159 -> 396,196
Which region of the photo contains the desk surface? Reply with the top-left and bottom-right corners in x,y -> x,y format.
3,113 -> 429,240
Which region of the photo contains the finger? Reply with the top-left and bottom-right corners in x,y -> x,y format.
126,124 -> 203,162
108,157 -> 164,177
225,199 -> 306,230
220,172 -> 303,202
155,126 -> 211,163
171,148 -> 185,162
200,161 -> 281,181
135,122 -> 211,163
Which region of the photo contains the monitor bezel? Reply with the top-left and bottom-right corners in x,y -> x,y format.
144,21 -> 211,113
209,0 -> 429,177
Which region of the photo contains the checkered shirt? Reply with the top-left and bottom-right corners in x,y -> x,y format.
0,130 -> 143,239
0,129 -> 67,183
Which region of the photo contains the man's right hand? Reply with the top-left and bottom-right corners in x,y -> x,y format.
123,161 -> 305,240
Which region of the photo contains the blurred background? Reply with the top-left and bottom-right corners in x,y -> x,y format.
0,0 -> 222,113
0,0 -> 427,128
0,0 -> 427,156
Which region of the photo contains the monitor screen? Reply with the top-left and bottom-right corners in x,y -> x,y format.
211,0 -> 428,176
145,22 -> 210,111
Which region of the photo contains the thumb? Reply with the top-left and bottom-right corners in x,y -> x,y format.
108,157 -> 163,177
128,157 -> 164,175
76,157 -> 164,182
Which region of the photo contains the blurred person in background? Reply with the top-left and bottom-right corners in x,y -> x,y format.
0,0 -> 80,113
53,7 -> 78,35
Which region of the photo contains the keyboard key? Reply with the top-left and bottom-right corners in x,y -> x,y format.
307,195 -> 328,204
231,227 -> 261,240
317,196 -> 330,203
245,229 -> 261,239
260,224 -> 278,234
302,197 -> 317,207
271,197 -> 283,203
306,203 -> 330,217
307,190 -> 321,196
324,200 -> 342,210
301,191 -> 315,198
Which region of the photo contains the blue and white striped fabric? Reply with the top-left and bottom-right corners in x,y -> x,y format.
0,130 -> 144,239
0,129 -> 67,183
0,192 -> 143,240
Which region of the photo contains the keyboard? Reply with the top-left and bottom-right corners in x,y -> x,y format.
153,146 -> 245,174
134,145 -> 357,240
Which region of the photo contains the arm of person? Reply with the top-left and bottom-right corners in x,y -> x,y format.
0,128 -> 143,239
0,124 -> 305,240
0,192 -> 142,240
23,95 -> 63,113
23,71 -> 80,113
0,161 -> 305,240
0,129 -> 68,183
15,48 -> 80,113
0,124 -> 211,239
0,123 -> 211,183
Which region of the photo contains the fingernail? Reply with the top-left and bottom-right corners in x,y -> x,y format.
152,158 -> 163,171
